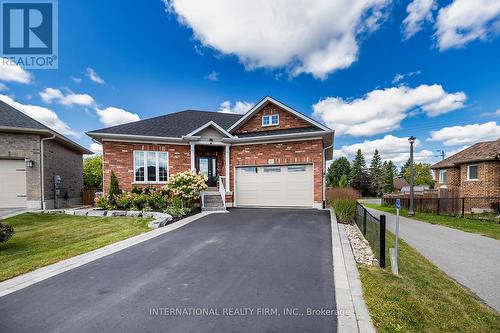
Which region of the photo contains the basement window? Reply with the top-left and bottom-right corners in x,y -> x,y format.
467,165 -> 478,181
134,151 -> 168,183
262,114 -> 279,126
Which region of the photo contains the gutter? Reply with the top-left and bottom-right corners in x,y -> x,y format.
40,134 -> 56,210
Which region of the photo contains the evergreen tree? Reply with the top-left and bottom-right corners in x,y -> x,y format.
326,157 -> 351,187
400,158 -> 410,178
350,149 -> 366,180
384,160 -> 396,193
351,171 -> 372,197
338,174 -> 349,188
369,150 -> 384,196
108,171 -> 122,200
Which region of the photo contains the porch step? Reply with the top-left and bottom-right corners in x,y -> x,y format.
202,191 -> 226,211
202,207 -> 227,212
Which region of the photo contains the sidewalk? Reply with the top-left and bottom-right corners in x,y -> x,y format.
366,206 -> 500,312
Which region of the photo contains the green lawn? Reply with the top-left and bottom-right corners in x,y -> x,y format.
0,213 -> 150,281
359,231 -> 500,332
364,203 -> 500,240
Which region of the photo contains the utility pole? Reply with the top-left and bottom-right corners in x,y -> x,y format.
435,150 -> 445,161
408,136 -> 416,216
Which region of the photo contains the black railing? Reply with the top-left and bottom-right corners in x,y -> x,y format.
382,196 -> 500,218
355,202 -> 386,267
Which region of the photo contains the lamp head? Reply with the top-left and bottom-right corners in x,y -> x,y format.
408,136 -> 416,144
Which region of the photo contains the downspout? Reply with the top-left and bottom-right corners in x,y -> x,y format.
40,134 -> 56,210
322,144 -> 334,209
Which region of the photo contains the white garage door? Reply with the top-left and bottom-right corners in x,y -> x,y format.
235,164 -> 313,207
0,159 -> 27,208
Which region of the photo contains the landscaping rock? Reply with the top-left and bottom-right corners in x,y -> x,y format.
345,223 -> 378,266
106,210 -> 127,217
126,211 -> 142,217
64,210 -> 75,216
86,210 -> 107,217
73,210 -> 90,216
142,211 -> 156,218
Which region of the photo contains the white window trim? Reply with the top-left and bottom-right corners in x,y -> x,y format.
262,114 -> 279,127
466,164 -> 479,181
439,169 -> 447,184
133,150 -> 169,184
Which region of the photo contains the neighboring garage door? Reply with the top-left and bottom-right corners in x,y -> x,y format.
0,159 -> 27,208
235,164 -> 313,207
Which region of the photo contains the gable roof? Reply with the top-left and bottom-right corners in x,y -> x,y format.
431,139 -> 500,169
0,100 -> 92,154
227,96 -> 331,133
87,110 -> 242,139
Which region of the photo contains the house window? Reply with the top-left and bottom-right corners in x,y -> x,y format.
467,165 -> 478,181
439,169 -> 447,184
134,151 -> 169,183
262,114 -> 279,126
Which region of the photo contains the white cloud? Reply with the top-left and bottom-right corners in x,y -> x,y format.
86,67 -> 105,84
312,84 -> 466,137
0,83 -> 7,91
436,0 -> 500,50
217,100 -> 253,114
0,58 -> 33,83
336,135 -> 437,165
428,121 -> 500,146
89,142 -> 103,154
71,76 -> 82,84
39,88 -> 95,106
392,70 -> 422,84
402,0 -> 437,39
164,0 -> 390,79
205,70 -> 219,81
0,94 -> 79,137
96,107 -> 140,127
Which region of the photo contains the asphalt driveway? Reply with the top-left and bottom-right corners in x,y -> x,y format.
0,208 -> 335,333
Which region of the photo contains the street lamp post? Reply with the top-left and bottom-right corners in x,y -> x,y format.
408,136 -> 416,216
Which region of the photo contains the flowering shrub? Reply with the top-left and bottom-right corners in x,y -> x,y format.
162,170 -> 207,205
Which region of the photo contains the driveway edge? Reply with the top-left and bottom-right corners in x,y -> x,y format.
330,208 -> 375,333
0,211 -> 221,298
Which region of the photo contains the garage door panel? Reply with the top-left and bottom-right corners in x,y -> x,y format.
236,164 -> 313,207
0,159 -> 27,208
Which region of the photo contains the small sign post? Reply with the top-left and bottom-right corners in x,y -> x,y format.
390,199 -> 401,275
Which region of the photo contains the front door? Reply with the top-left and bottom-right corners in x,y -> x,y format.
197,156 -> 217,187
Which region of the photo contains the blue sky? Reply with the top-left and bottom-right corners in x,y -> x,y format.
1,0 -> 499,165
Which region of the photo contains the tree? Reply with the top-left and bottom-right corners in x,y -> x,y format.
108,171 -> 122,199
326,157 -> 351,187
338,174 -> 349,188
83,155 -> 103,189
351,171 -> 372,197
369,150 -> 384,196
351,149 -> 366,180
383,160 -> 396,193
404,163 -> 434,186
399,158 -> 410,178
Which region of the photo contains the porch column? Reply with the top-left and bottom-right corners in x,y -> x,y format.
190,143 -> 195,171
225,144 -> 230,192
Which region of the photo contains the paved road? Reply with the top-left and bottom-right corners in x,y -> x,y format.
0,208 -> 336,333
366,207 -> 500,311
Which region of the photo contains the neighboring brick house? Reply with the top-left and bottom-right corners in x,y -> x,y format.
87,96 -> 334,208
0,101 -> 92,209
431,139 -> 500,199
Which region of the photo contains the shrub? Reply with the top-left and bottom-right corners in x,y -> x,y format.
131,186 -> 143,194
329,187 -> 359,224
0,222 -> 14,243
162,170 -> 207,206
95,196 -> 114,210
165,206 -> 192,219
108,171 -> 122,199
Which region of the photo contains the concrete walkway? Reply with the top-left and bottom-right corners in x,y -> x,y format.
366,206 -> 500,311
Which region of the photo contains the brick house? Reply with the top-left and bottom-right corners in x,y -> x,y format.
87,96 -> 334,208
431,139 -> 500,199
0,101 -> 92,209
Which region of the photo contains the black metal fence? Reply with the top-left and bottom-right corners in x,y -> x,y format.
382,197 -> 500,217
355,202 -> 386,267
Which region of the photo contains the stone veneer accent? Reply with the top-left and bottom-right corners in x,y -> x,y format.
234,103 -> 311,134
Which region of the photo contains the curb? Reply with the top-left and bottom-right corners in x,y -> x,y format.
0,210 -> 224,298
330,208 -> 376,333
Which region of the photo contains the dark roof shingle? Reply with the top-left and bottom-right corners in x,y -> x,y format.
87,110 -> 243,137
431,139 -> 500,169
0,100 -> 48,130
